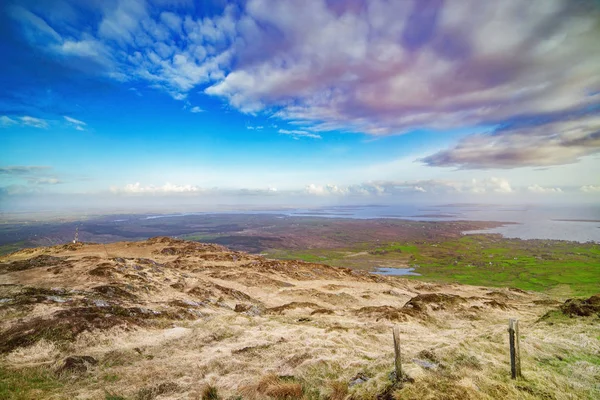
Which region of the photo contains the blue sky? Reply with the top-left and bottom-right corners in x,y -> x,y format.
1,0 -> 600,212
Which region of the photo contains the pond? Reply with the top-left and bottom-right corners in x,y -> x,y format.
372,267 -> 421,276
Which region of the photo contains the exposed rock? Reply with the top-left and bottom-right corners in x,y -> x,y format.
413,358 -> 439,370
234,303 -> 263,316
349,372 -> 369,386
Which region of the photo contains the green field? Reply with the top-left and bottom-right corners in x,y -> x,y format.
266,235 -> 600,297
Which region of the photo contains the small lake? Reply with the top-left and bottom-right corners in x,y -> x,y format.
372,267 -> 421,276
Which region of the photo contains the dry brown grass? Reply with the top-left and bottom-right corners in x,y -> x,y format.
393,372 -> 478,400
240,374 -> 304,399
0,238 -> 598,400
264,382 -> 303,399
201,384 -> 221,400
327,380 -> 349,400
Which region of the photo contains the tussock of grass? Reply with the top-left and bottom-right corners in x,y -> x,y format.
326,380 -> 348,400
201,384 -> 220,400
240,374 -> 304,399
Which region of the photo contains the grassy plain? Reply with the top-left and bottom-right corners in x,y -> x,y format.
266,235 -> 600,297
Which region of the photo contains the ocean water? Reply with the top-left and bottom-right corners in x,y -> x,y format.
141,204 -> 600,243
281,204 -> 600,243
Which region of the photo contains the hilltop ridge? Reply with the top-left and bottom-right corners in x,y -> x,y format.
1,237 -> 598,399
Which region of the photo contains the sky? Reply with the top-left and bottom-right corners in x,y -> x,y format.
1,0 -> 600,213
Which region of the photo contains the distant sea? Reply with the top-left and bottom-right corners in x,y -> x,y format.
280,204 -> 600,243
141,204 -> 600,243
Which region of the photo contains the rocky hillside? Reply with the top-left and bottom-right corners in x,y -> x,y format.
1,237 -> 598,399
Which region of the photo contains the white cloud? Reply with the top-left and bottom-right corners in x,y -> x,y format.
57,38 -> 114,68
1,115 -> 51,129
580,185 -> 600,193
12,0 -> 599,144
207,0 -> 600,136
111,182 -> 201,194
64,116 -> 87,131
367,177 -> 514,195
28,177 -> 61,185
64,116 -> 86,126
8,6 -> 62,43
190,106 -> 203,113
98,0 -> 149,44
302,178 -> 514,197
160,11 -> 182,33
279,129 -> 322,139
20,116 -> 48,129
422,114 -> 600,169
0,116 -> 17,127
305,184 -> 347,196
8,0 -> 600,175
527,184 -> 563,193
0,166 -> 52,175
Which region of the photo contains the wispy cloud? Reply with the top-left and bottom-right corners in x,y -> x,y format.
27,177 -> 62,185
110,182 -> 202,194
580,185 -> 600,193
0,115 -> 50,129
64,116 -> 87,131
64,116 -> 86,126
0,166 -> 52,175
421,114 -> 600,169
19,116 -> 48,128
527,184 -> 563,194
279,129 -> 322,139
0,166 -> 62,187
190,106 -> 203,113
303,177 -> 514,197
0,116 -> 18,127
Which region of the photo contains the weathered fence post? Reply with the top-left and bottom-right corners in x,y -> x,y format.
392,326 -> 403,382
508,318 -> 521,379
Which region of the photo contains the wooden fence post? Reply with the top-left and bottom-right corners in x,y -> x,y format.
392,326 -> 402,382
508,318 -> 522,379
